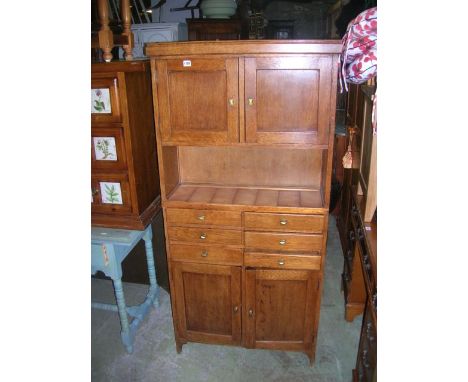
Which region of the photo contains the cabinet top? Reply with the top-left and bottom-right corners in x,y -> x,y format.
91,59 -> 150,73
145,40 -> 342,57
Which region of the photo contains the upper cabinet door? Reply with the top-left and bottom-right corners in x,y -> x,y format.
156,57 -> 239,144
245,56 -> 333,145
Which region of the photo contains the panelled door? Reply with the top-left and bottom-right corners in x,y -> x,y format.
243,268 -> 319,350
156,57 -> 239,144
172,262 -> 242,345
245,56 -> 333,145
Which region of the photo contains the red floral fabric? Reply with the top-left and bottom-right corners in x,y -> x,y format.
339,7 -> 377,133
339,7 -> 377,92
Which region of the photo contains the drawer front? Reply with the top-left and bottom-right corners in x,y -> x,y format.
244,212 -> 324,233
91,127 -> 127,170
91,77 -> 122,123
171,244 -> 243,265
168,227 -> 242,246
245,252 -> 320,270
91,174 -> 132,214
244,231 -> 323,252
166,208 -> 241,227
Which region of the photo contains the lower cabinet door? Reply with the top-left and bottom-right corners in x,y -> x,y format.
172,261 -> 242,345
243,268 -> 320,351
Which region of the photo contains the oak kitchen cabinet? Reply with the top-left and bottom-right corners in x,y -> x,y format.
146,40 -> 341,363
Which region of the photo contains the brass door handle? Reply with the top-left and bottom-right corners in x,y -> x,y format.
201,251 -> 208,257
200,233 -> 207,240
279,239 -> 287,245
92,189 -> 99,196
233,306 -> 239,313
228,98 -> 235,106
248,308 -> 254,317
248,97 -> 254,106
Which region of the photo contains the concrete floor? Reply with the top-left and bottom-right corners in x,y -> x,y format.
91,216 -> 362,382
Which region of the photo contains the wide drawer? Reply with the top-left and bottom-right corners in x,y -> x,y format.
245,252 -> 320,270
244,231 -> 323,252
171,244 -> 243,265
244,212 -> 324,233
166,208 -> 242,227
167,226 -> 242,246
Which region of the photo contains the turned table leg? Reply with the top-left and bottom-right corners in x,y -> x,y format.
143,226 -> 159,307
112,277 -> 133,353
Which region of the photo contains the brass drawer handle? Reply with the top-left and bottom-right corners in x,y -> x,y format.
279,219 -> 288,225
200,233 -> 207,240
228,98 -> 235,106
248,97 -> 254,106
279,239 -> 287,245
278,259 -> 285,266
201,251 -> 208,257
197,215 -> 205,221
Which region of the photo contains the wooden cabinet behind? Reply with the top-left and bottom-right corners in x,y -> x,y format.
91,61 -> 161,229
187,19 -> 241,41
147,40 -> 341,364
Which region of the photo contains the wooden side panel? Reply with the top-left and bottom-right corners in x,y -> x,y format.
125,68 -> 161,214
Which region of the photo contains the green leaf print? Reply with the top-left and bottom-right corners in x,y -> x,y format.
104,184 -> 120,203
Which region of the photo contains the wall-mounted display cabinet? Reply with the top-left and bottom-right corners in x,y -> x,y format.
146,40 -> 341,363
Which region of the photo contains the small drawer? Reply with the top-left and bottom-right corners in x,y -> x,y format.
91,173 -> 132,214
167,227 -> 242,246
244,212 -> 324,233
91,77 -> 121,123
170,244 -> 243,265
92,127 -> 127,170
244,231 -> 323,252
245,252 -> 321,270
166,208 -> 242,227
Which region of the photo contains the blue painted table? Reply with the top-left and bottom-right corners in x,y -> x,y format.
91,225 -> 160,353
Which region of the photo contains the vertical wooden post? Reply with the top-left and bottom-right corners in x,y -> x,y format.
121,0 -> 134,60
97,0 -> 114,62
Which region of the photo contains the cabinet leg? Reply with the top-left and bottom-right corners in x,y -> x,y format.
307,349 -> 316,366
176,340 -> 183,354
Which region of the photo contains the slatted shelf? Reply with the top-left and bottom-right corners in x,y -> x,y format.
166,184 -> 324,211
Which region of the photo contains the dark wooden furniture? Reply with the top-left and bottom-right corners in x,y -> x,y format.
146,40 -> 341,363
351,190 -> 377,382
337,83 -> 377,380
337,82 -> 377,320
187,19 -> 241,40
91,60 -> 161,230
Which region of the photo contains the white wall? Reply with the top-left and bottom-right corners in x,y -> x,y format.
151,0 -> 200,23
